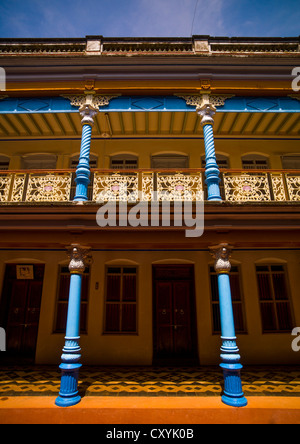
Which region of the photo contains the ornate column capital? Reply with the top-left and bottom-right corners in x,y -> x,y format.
177,93 -> 234,126
209,243 -> 233,274
66,244 -> 91,274
62,92 -> 119,126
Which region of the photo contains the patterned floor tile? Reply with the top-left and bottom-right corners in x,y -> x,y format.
0,365 -> 299,397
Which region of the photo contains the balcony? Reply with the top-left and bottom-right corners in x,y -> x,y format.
0,169 -> 299,204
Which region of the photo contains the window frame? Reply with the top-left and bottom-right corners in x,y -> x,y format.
103,265 -> 138,335
255,263 -> 294,334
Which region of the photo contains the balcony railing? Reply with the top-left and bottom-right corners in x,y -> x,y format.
0,169 -> 299,203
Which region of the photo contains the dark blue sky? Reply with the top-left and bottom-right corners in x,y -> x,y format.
0,0 -> 299,38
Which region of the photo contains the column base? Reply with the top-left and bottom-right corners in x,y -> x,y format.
220,363 -> 248,408
55,394 -> 81,408
221,394 -> 248,408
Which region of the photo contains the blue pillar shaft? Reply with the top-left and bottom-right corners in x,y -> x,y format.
203,123 -> 222,201
55,272 -> 83,407
217,272 -> 247,407
74,123 -> 92,201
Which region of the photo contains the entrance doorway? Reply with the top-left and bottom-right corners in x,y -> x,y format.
0,264 -> 44,362
153,265 -> 198,365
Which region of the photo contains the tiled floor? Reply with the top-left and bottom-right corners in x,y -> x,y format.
0,365 -> 300,398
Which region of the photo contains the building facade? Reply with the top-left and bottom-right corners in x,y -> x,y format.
0,36 -> 299,405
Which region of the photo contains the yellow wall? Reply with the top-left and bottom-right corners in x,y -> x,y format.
0,248 -> 299,366
1,138 -> 300,170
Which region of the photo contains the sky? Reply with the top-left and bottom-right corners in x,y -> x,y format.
0,0 -> 299,39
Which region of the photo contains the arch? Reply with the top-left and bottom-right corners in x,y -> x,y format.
152,258 -> 195,265
105,258 -> 139,266
4,258 -> 45,264
255,257 -> 287,265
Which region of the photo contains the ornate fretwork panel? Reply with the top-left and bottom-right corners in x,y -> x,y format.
93,172 -> 139,202
141,172 -> 154,201
25,173 -> 72,202
270,174 -> 287,201
10,174 -> 26,202
223,173 -> 271,202
286,175 -> 300,201
0,174 -> 12,202
156,172 -> 204,201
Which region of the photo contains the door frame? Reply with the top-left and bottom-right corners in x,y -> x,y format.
152,264 -> 199,365
0,263 -> 45,363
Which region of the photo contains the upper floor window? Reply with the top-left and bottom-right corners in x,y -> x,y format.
151,154 -> 189,169
282,155 -> 300,170
242,154 -> 269,170
0,155 -> 9,170
70,154 -> 98,169
256,264 -> 293,333
22,153 -> 57,170
202,154 -> 230,169
110,154 -> 138,170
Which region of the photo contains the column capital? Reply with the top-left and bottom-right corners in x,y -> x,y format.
66,244 -> 91,274
177,93 -> 234,126
62,92 -> 120,126
209,243 -> 234,274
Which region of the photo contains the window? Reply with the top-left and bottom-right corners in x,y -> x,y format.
210,266 -> 246,334
70,154 -> 98,169
256,265 -> 293,333
110,155 -> 138,170
0,155 -> 9,170
151,155 -> 189,169
242,154 -> 269,170
202,154 -> 230,169
104,266 -> 137,334
22,154 -> 57,170
54,266 -> 89,334
282,155 -> 300,170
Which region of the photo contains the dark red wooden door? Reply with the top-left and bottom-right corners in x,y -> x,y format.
2,265 -> 44,358
153,266 -> 197,362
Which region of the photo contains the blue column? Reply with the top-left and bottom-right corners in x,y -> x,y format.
198,104 -> 222,201
74,105 -> 97,202
210,244 -> 248,408
55,245 -> 90,408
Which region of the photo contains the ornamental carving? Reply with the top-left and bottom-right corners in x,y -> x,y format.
157,172 -> 203,201
177,94 -> 234,109
62,94 -> 120,111
209,244 -> 233,274
67,245 -> 91,274
223,173 -> 271,202
25,173 -> 72,202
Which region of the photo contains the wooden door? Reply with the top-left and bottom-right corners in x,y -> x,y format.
153,266 -> 197,363
1,264 -> 44,359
